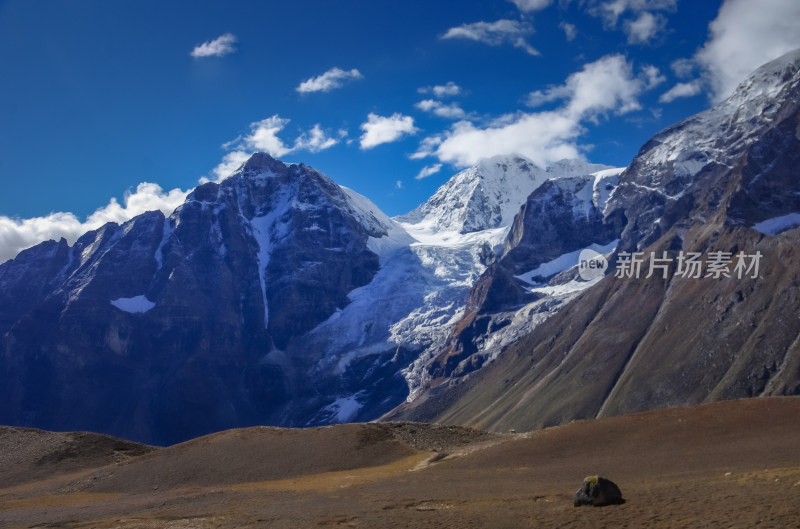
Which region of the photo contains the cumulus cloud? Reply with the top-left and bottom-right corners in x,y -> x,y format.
441,19 -> 540,56
412,113 -> 582,167
296,67 -> 364,94
509,0 -> 553,13
560,22 -> 578,41
508,0 -> 553,12
211,116 -> 341,181
415,99 -> 469,120
530,54 -> 649,119
418,81 -> 463,98
294,124 -> 340,152
624,12 -> 665,44
641,64 -> 666,89
593,0 -> 677,27
658,81 -> 702,103
0,183 -> 190,263
240,116 -> 293,157
415,54 -> 658,167
588,0 -> 675,43
415,164 -> 443,180
359,113 -> 419,149
670,57 -> 696,79
190,33 -> 237,58
211,151 -> 252,182
694,0 -> 800,101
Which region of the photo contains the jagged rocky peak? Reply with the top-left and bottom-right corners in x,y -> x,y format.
240,151 -> 285,173
398,154 -> 612,233
0,151 -> 396,444
606,48 -> 800,251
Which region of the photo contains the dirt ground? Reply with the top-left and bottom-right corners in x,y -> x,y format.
1,397 -> 799,528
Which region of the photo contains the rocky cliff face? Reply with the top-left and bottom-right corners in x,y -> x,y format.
0,154 -> 390,445
389,49 -> 800,429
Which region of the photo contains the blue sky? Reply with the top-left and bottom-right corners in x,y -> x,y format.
1,0 -> 800,261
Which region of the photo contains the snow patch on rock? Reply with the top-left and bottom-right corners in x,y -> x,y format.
752,212 -> 800,236
110,295 -> 156,314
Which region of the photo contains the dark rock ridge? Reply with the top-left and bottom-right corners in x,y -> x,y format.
388,49 -> 800,430
0,154 -> 393,445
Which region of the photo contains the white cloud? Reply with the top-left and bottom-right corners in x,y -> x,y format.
395,180 -> 404,189
418,81 -> 463,98
415,99 -> 469,120
658,81 -> 702,103
240,116 -> 293,157
415,164 -> 443,180
296,67 -> 364,94
441,19 -> 540,56
414,113 -> 583,167
294,124 -> 339,152
593,0 -> 677,27
527,85 -> 571,108
211,151 -> 252,182
588,0 -> 675,43
190,33 -> 237,58
694,0 -> 800,101
211,116 -> 341,181
624,11 -> 665,44
416,54 -> 657,167
0,183 -> 190,263
641,64 -> 666,89
559,22 -> 578,41
540,54 -> 649,119
508,0 -> 553,12
359,113 -> 419,150
670,57 -> 696,78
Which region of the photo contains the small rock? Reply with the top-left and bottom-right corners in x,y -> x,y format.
573,475 -> 624,507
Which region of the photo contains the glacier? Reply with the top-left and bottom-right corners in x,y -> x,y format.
303,154 -> 622,412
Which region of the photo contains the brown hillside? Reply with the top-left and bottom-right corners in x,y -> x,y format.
1,397 -> 799,528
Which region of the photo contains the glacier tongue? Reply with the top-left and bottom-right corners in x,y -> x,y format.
304,156 -> 621,417
307,219 -> 507,377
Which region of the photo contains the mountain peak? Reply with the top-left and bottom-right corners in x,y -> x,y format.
234,152 -> 296,180
399,155 -> 612,233
728,47 -> 800,101
242,152 -> 281,171
606,47 -> 800,251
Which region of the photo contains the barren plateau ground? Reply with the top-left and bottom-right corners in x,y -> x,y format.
1,397 -> 799,528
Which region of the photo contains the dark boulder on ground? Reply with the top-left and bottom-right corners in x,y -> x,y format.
573,475 -> 624,507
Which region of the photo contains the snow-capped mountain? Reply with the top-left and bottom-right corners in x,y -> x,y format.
300,154 -> 617,416
0,154 -> 398,444
607,47 -> 800,252
392,49 -> 800,430
402,166 -> 624,394
398,155 -> 611,233
0,150 -> 615,443
5,49 -> 800,445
